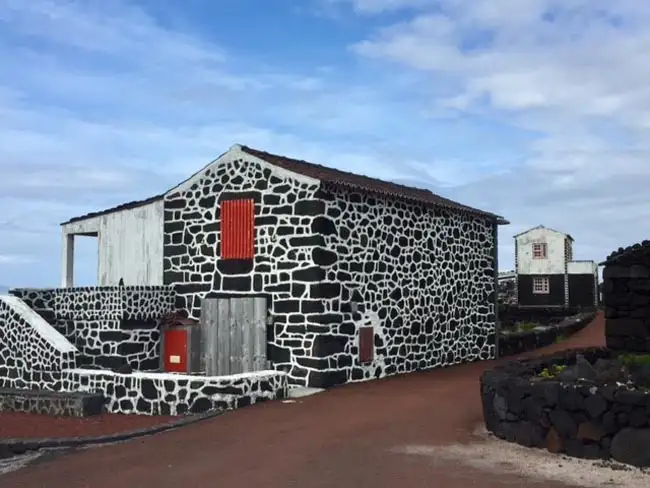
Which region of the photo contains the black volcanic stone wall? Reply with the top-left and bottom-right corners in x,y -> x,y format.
603,246 -> 650,353
10,287 -> 176,371
163,150 -> 499,388
481,347 -> 650,467
0,296 -> 76,391
66,369 -> 287,415
498,304 -> 586,329
0,387 -> 104,417
2,288 -> 288,417
498,312 -> 595,357
313,185 -> 498,388
163,152 -> 333,387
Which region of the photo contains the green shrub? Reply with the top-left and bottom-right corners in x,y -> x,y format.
516,321 -> 540,332
619,353 -> 650,367
538,364 -> 567,378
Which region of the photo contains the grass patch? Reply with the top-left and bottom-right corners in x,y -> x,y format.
554,334 -> 567,344
516,321 -> 541,332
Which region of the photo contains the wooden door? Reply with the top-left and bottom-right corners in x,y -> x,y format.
200,297 -> 268,376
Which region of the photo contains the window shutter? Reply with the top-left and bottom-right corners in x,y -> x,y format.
220,199 -> 255,259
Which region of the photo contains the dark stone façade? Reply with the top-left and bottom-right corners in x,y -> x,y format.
602,242 -> 650,353
162,150 -> 500,388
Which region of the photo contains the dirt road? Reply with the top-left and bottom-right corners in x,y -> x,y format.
3,314 -> 606,488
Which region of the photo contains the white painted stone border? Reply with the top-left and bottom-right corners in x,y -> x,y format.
0,295 -> 77,353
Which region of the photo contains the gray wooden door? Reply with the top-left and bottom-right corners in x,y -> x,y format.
200,297 -> 268,376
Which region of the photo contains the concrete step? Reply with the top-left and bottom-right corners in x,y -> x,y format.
0,387 -> 105,417
286,387 -> 325,399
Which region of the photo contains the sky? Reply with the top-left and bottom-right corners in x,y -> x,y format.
1,0 -> 649,288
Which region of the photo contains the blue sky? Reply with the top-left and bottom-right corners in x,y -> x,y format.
1,0 -> 649,287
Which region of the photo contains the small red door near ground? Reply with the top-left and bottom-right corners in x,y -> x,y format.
163,329 -> 187,373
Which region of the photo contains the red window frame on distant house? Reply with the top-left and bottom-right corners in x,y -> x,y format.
220,199 -> 255,260
532,242 -> 547,259
532,277 -> 550,295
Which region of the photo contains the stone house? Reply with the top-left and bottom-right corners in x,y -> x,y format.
514,225 -> 598,308
59,144 -> 508,387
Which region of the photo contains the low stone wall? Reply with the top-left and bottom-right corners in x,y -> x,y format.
62,369 -> 288,416
602,253 -> 650,353
10,287 -> 176,371
481,347 -> 650,467
2,291 -> 288,417
0,387 -> 104,417
498,304 -> 587,329
498,312 -> 595,357
0,295 -> 77,391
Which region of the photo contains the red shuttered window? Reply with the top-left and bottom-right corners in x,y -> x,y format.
220,199 -> 255,259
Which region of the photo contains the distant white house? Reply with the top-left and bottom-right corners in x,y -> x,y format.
514,225 -> 598,308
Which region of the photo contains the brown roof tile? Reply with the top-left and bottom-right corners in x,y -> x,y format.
62,145 -> 507,226
241,145 -> 505,221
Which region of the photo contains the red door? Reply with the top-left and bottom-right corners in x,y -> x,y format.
164,329 -> 187,373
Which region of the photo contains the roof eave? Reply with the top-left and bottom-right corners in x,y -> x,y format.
60,195 -> 164,226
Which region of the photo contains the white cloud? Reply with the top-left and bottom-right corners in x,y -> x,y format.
2,0 -> 648,286
1,0 -> 481,286
0,254 -> 35,265
341,0 -> 650,265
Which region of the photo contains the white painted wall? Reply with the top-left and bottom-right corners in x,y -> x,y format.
96,200 -> 164,286
61,217 -> 101,235
516,227 -> 567,275
567,260 -> 597,275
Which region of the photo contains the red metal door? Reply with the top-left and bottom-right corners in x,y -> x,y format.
164,329 -> 187,373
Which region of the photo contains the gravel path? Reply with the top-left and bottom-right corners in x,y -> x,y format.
5,312 -> 646,488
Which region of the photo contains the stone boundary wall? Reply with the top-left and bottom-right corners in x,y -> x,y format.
0,387 -> 104,417
602,258 -> 650,353
498,304 -> 591,328
63,368 -> 288,416
2,291 -> 287,417
0,295 -> 77,391
481,347 -> 650,467
10,286 -> 176,371
498,312 -> 596,357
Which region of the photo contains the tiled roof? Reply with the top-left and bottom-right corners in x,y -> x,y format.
62,144 -> 507,225
513,225 -> 573,241
240,146 -> 505,221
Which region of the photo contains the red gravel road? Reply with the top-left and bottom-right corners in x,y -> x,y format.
4,313 -> 605,488
0,412 -> 177,439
